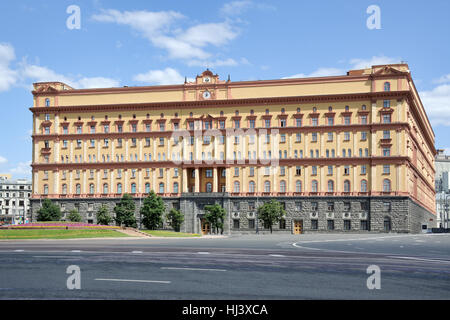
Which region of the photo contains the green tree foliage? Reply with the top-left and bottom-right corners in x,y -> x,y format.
114,193 -> 137,228
257,199 -> 286,233
67,209 -> 82,222
36,199 -> 62,221
204,204 -> 226,234
96,204 -> 112,225
140,190 -> 166,230
166,208 -> 184,232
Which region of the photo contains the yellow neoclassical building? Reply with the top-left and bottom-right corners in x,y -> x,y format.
29,65 -> 436,233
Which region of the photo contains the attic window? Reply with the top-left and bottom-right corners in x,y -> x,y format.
45,98 -> 50,107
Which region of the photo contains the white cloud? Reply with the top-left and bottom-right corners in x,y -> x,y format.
283,67 -> 344,79
92,9 -> 240,63
221,1 -> 253,16
421,84 -> 450,127
0,156 -> 7,164
133,67 -> 192,85
433,74 -> 450,84
187,58 -> 239,68
20,62 -> 119,89
0,43 -> 19,91
9,161 -> 31,178
349,55 -> 401,70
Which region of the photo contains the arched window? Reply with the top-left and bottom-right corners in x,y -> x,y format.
173,182 -> 179,194
145,183 -> 150,194
62,184 -> 67,194
327,180 -> 334,193
44,184 -> 49,194
117,183 -> 122,194
279,180 -> 286,193
361,180 -> 368,192
159,183 -> 164,194
206,182 -> 212,193
233,181 -> 240,193
264,181 -> 271,193
45,98 -> 50,107
131,183 -> 136,194
344,180 -> 351,193
249,181 -> 255,193
383,179 -> 391,192
76,184 -> 81,194
296,180 -> 302,193
311,180 -> 318,193
103,183 -> 108,194
384,82 -> 391,92
89,184 -> 94,194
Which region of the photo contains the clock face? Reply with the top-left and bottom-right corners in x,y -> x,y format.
203,77 -> 210,83
203,91 -> 211,99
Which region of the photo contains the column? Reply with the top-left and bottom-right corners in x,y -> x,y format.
194,168 -> 200,192
225,167 -> 231,193
182,168 -> 188,193
320,166 -> 325,193
166,168 -> 170,193
213,167 -> 218,192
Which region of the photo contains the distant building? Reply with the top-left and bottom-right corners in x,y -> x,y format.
0,175 -> 32,225
435,149 -> 450,228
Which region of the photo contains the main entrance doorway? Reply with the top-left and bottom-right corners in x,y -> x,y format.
293,220 -> 303,234
201,218 -> 210,235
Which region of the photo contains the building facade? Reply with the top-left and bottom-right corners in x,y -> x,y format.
30,65 -> 436,233
435,149 -> 450,228
0,175 -> 32,225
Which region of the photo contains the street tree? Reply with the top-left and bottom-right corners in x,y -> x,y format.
204,204 -> 226,234
113,193 -> 137,228
67,209 -> 82,222
257,199 -> 286,233
96,204 -> 113,225
140,190 -> 165,230
166,208 -> 184,232
36,199 -> 62,221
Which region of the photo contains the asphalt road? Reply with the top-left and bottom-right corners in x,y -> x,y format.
0,233 -> 449,299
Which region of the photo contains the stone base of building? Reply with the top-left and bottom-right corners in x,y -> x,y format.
30,194 -> 437,234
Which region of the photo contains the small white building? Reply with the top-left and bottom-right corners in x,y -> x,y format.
0,174 -> 32,225
435,150 -> 450,228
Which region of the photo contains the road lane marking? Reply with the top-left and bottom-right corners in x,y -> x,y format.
131,251 -> 143,253
161,267 -> 226,272
95,278 -> 171,284
387,256 -> 450,264
268,254 -> 285,257
33,256 -> 79,259
197,252 -> 210,254
71,250 -> 81,252
14,250 -> 24,252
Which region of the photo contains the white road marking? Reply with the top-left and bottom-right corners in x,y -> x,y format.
71,250 -> 81,252
197,252 -> 210,255
95,278 -> 171,284
131,251 -> 143,253
388,256 -> 450,264
33,256 -> 78,259
14,250 -> 24,252
161,267 -> 226,272
269,254 -> 285,257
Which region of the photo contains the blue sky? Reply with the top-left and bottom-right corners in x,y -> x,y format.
1,0 -> 449,179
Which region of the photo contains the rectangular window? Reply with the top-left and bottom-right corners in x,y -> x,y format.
117,125 -> 123,133
328,166 -> 333,175
383,130 -> 390,139
327,117 -> 334,126
344,220 -> 351,231
295,202 -> 302,211
248,201 -> 255,211
280,166 -> 286,176
344,132 -> 350,141
159,138 -> 164,146
312,166 -> 317,175
383,202 -> 391,212
360,220 -> 368,230
280,134 -> 286,143
361,116 -> 367,124
145,124 -> 151,132
383,165 -> 390,174
131,138 -> 136,147
383,114 -> 391,123
327,132 -> 333,141
233,219 -> 240,229
248,219 -> 255,229
234,120 -> 240,128
219,120 -> 225,129
296,119 -> 302,127
311,132 -> 317,142
327,220 -> 335,230
344,116 -> 350,125
383,148 -> 390,156
104,125 -> 109,133
344,202 -> 351,211
90,126 -> 95,133
159,123 -> 164,131
206,169 -> 213,178
296,133 -> 301,142
312,118 -> 318,126
327,202 -> 334,211
90,139 -> 95,148
383,100 -> 390,108
249,167 -> 255,176
311,219 -> 318,230
280,119 -> 286,127
296,166 -> 301,176
361,165 -> 367,175
361,132 -> 367,141
264,119 -> 270,128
